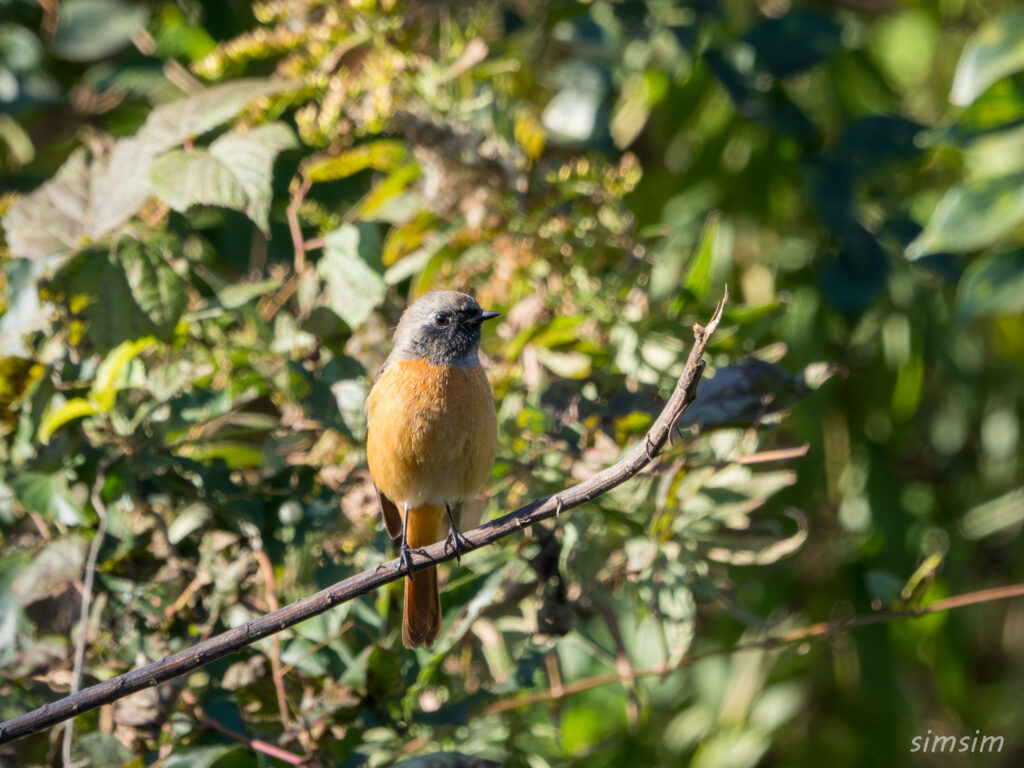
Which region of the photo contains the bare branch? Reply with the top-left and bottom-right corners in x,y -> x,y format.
0,290 -> 728,746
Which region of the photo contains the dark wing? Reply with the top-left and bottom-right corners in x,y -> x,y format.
376,486 -> 403,540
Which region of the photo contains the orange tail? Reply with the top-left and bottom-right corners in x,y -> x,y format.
403,505 -> 445,648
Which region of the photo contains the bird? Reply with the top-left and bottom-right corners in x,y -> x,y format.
365,291 -> 499,648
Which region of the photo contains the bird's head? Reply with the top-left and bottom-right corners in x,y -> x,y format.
391,291 -> 500,366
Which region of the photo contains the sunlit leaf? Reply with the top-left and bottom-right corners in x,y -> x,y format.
2,149 -> 92,262
356,163 -> 422,221
92,336 -> 153,409
37,397 -> 99,444
514,108 -> 546,161
950,12 -> 1024,106
317,223 -> 386,328
610,69 -> 668,150
331,378 -> 369,440
150,122 -> 297,233
11,535 -> 87,605
381,212 -> 438,266
137,79 -> 296,149
685,213 -> 720,300
215,278 -> 282,309
961,486 -> 1024,539
956,249 -> 1024,319
906,172 -> 1024,258
306,140 -> 407,182
0,356 -> 43,424
177,441 -> 264,468
542,61 -> 606,145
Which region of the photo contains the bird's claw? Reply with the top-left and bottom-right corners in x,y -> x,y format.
396,544 -> 433,580
443,527 -> 472,564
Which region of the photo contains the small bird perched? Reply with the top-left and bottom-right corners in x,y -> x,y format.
365,291 -> 499,648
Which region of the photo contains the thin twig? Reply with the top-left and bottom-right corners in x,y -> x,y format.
61,471 -> 109,765
733,444 -> 810,465
0,290 -> 727,745
252,548 -> 291,730
180,690 -> 304,766
286,176 -> 313,273
481,581 -> 1024,715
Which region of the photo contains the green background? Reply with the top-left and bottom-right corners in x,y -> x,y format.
1,0 -> 1023,766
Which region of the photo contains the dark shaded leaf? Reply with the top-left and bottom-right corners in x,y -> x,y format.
51,0 -> 149,62
745,9 -> 842,78
682,359 -> 838,428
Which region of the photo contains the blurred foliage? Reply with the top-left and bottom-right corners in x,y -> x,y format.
1,0 -> 1023,767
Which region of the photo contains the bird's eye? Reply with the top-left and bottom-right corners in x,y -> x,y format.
433,312 -> 451,327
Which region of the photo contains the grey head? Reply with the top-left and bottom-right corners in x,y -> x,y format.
389,291 -> 500,367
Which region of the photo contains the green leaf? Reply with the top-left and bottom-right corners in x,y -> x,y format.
160,745 -> 240,768
2,149 -> 92,262
331,378 -> 369,440
906,171 -> 1024,258
317,223 -> 386,328
956,249 -> 1024,320
950,12 -> 1024,106
306,140 -> 408,182
11,535 -> 87,605
534,347 -> 592,378
610,69 -> 669,150
119,235 -> 188,327
0,553 -> 30,665
90,136 -> 165,240
216,278 -> 282,309
684,213 -> 721,300
682,359 -> 838,429
366,647 -> 402,702
178,441 -> 265,468
138,80 -> 296,149
357,163 -> 422,221
2,81 -> 297,255
961,486 -> 1024,539
49,236 -> 187,351
92,337 -> 154,409
51,0 -> 149,62
0,357 -> 43,416
70,733 -> 136,768
150,122 -> 297,234
8,473 -> 83,525
37,398 -> 99,444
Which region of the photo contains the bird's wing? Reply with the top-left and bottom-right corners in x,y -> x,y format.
367,357 -> 403,539
376,485 -> 403,540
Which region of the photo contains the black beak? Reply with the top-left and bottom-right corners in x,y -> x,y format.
479,310 -> 501,322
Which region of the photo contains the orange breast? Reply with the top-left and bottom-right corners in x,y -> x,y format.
366,358 -> 497,508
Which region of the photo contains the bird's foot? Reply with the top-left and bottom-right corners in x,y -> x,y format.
395,543 -> 434,580
443,527 -> 472,564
